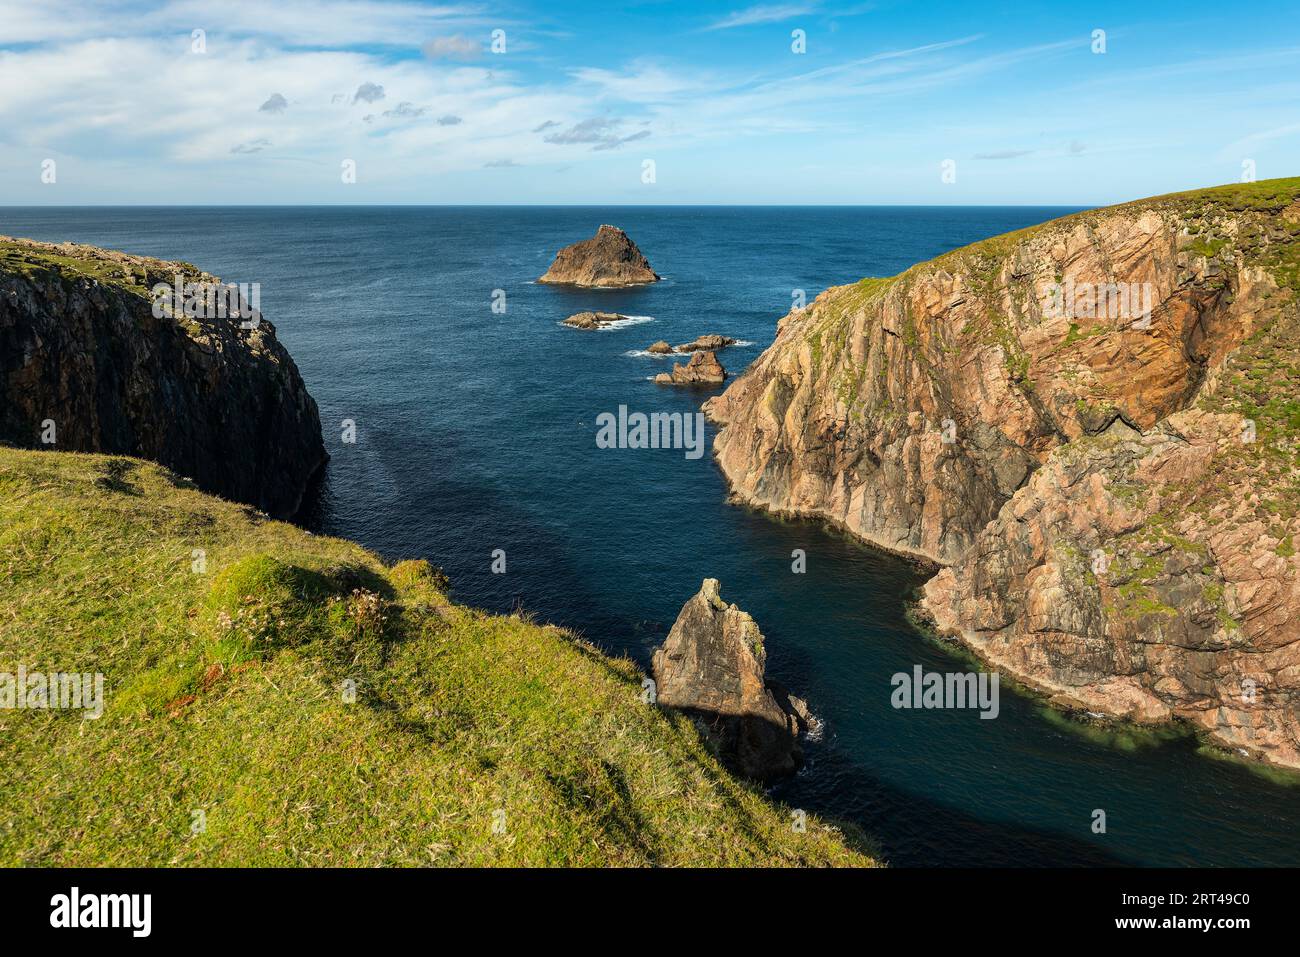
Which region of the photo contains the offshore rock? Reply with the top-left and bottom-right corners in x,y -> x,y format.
654,350 -> 727,385
538,225 -> 659,287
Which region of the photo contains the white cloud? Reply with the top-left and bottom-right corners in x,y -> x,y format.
704,4 -> 814,30
4,2 -> 1297,203
156,0 -> 485,47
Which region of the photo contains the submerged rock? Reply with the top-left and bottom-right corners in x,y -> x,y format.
654,350 -> 727,385
538,225 -> 659,287
0,236 -> 326,519
563,311 -> 629,329
651,578 -> 808,781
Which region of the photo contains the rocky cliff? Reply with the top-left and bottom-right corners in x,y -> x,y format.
0,237 -> 326,518
706,178 -> 1300,768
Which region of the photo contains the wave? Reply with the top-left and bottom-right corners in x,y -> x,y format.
598,315 -> 655,330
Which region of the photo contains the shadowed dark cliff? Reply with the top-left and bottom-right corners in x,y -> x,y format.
0,236 -> 326,519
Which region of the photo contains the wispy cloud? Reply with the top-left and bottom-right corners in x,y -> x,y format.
230,138 -> 271,154
542,116 -> 651,151
974,149 -> 1032,160
705,3 -> 814,30
259,93 -> 288,113
155,0 -> 486,47
1,1 -> 1296,203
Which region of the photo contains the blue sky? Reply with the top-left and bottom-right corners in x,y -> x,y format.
1,0 -> 1297,204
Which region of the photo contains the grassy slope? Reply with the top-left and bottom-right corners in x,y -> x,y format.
0,234 -> 203,296
0,447 -> 874,866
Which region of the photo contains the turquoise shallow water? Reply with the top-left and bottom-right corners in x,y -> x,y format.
6,204 -> 1300,866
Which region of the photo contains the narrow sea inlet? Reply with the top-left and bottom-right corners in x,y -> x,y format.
8,203 -> 1300,866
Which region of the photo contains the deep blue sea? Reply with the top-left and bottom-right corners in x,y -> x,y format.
8,205 -> 1300,867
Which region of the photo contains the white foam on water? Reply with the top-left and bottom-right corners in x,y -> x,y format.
626,339 -> 754,358
558,315 -> 656,331
599,314 -> 656,330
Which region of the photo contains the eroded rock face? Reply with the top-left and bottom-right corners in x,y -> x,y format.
654,350 -> 727,385
0,237 -> 326,519
923,398 -> 1300,765
538,225 -> 659,287
706,179 -> 1300,768
706,200 -> 1281,564
652,579 -> 806,780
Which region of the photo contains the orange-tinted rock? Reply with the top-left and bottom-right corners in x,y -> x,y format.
706,180 -> 1300,768
655,350 -> 727,385
538,225 -> 659,287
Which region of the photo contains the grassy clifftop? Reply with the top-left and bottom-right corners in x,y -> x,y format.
0,446 -> 874,866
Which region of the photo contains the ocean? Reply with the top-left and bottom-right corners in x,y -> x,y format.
7,204 -> 1300,866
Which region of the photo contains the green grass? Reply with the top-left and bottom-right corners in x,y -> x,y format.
0,446 -> 876,867
0,235 -> 207,298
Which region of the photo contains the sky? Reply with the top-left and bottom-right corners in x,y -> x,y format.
1,0 -> 1298,205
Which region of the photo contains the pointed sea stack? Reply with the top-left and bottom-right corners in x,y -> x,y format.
651,579 -> 813,781
538,225 -> 660,287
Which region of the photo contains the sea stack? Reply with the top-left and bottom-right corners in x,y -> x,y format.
538,225 -> 659,287
654,350 -> 727,385
0,236 -> 327,519
652,579 -> 812,781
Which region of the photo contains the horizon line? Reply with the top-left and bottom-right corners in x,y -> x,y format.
0,201 -> 1095,210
